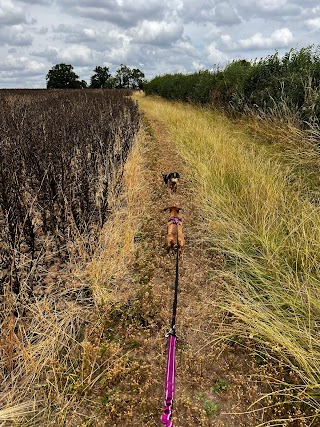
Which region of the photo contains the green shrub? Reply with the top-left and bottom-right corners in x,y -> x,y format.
145,46 -> 320,125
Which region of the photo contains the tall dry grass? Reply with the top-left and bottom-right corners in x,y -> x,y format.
0,130 -> 148,426
137,93 -> 320,422
87,129 -> 150,303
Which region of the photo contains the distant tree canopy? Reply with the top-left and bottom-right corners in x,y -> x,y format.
46,64 -> 87,89
90,66 -> 111,89
46,63 -> 146,89
90,64 -> 145,89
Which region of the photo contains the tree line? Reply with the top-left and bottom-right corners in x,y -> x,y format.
46,63 -> 146,90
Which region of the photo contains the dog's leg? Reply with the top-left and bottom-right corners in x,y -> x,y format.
173,182 -> 177,192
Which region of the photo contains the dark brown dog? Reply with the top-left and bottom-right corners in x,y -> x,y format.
162,172 -> 180,192
164,206 -> 184,256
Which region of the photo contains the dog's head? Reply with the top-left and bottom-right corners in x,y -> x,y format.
163,206 -> 183,216
162,172 -> 180,184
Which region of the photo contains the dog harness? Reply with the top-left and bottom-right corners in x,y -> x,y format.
168,216 -> 182,225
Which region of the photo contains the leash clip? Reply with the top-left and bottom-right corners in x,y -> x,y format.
165,327 -> 176,338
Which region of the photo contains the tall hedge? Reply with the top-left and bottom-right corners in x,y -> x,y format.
145,46 -> 320,124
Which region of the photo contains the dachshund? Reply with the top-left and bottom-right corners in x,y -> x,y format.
163,206 -> 184,256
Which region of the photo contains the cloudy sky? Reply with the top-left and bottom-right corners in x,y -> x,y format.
1,0 -> 320,88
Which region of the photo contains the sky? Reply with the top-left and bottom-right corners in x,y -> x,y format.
0,0 -> 320,88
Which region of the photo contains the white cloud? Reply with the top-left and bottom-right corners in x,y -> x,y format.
306,17 -> 320,30
176,0 -> 216,23
0,55 -> 47,88
214,3 -> 242,26
192,60 -> 206,70
236,0 -> 300,19
57,0 -> 165,27
221,28 -> 294,51
175,40 -> 200,57
56,44 -> 94,66
0,0 -> 26,25
83,28 -> 96,39
206,42 -> 229,65
131,20 -> 183,46
220,34 -> 237,50
0,24 -> 33,46
1,54 -> 46,72
17,0 -> 54,4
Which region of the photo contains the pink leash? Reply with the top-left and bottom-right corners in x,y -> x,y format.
161,334 -> 177,426
161,219 -> 180,426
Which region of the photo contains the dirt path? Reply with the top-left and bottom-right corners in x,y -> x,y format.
137,110 -> 266,426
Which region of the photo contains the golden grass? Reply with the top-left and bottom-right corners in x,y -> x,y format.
136,93 -> 320,417
0,403 -> 35,422
86,129 -> 150,304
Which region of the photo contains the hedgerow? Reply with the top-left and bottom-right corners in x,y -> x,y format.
145,46 -> 320,125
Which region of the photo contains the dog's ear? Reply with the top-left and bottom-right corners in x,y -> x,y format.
177,207 -> 183,212
163,207 -> 170,212
176,172 -> 180,179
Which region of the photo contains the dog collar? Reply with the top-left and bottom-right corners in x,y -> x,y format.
168,216 -> 182,224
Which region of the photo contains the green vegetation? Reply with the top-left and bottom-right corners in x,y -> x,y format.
46,63 -> 87,88
203,400 -> 219,418
195,391 -> 220,417
47,63 -> 146,89
212,378 -> 228,394
145,46 -> 320,125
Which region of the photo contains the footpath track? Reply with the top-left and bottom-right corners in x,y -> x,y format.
134,94 -> 266,426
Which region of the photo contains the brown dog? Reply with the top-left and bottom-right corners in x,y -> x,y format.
164,206 -> 184,256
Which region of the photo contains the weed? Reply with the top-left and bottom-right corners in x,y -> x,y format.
195,392 -> 205,401
212,378 -> 229,394
203,400 -> 219,417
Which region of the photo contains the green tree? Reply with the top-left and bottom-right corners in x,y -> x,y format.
90,66 -> 111,88
114,64 -> 132,88
131,68 -> 145,89
114,65 -> 146,89
104,76 -> 118,88
46,63 -> 84,89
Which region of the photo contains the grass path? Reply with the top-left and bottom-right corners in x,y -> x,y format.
127,94 -> 268,426
133,92 -> 320,426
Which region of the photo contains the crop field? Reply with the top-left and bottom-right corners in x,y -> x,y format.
0,89 -> 139,297
0,89 -> 140,424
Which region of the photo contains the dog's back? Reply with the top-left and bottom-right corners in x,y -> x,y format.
164,206 -> 184,255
